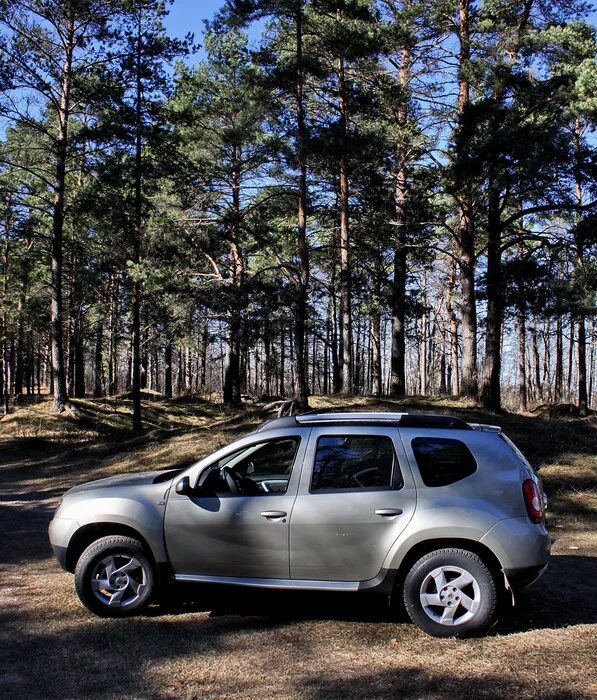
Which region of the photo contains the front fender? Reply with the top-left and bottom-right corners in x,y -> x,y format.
55,489 -> 168,563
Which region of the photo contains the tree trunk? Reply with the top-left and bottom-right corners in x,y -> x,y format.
74,332 -> 85,397
50,14 -> 75,413
372,308 -> 382,397
292,1 -> 310,411
1,227 -> 9,414
574,118 -> 588,417
279,324 -> 286,396
454,0 -> 477,399
389,41 -> 411,398
480,185 -> 502,410
14,259 -> 28,402
131,9 -> 143,431
517,298 -> 527,413
200,321 -> 208,390
164,341 -> 173,398
338,49 -> 352,395
530,323 -> 543,401
223,147 -> 243,405
554,316 -> 563,402
94,320 -> 104,397
445,257 -> 460,394
567,316 -> 575,402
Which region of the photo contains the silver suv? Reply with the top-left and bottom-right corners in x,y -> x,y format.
49,412 -> 550,637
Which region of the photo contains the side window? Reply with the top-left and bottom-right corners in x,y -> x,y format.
311,435 -> 399,491
202,438 -> 300,496
411,437 -> 477,487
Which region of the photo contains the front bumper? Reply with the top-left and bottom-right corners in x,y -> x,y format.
48,517 -> 79,571
51,544 -> 69,571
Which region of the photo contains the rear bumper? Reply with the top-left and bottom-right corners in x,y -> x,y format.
480,517 -> 550,572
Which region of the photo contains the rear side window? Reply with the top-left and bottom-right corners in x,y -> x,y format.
311,435 -> 400,491
411,437 -> 477,487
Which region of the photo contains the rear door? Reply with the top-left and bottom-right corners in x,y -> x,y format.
289,426 -> 416,582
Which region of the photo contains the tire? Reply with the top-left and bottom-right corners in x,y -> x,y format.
402,548 -> 498,638
74,535 -> 155,617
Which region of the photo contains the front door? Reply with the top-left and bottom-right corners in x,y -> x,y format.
290,427 -> 416,582
165,434 -> 306,579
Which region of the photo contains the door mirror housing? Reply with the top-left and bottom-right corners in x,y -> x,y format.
175,476 -> 192,496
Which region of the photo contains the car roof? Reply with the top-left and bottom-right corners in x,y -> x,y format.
256,412 -> 473,432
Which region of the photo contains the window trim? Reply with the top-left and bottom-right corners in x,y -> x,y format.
200,436 -> 302,498
410,436 -> 477,488
309,433 -> 403,494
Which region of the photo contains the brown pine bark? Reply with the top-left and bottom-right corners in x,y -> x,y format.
94,320 -> 104,397
446,257 -> 460,394
389,41 -> 410,398
517,299 -> 528,413
338,47 -> 352,395
574,118 -> 589,417
554,316 -> 563,402
372,309 -> 382,397
164,341 -> 173,398
50,11 -> 75,413
131,9 -> 143,431
223,146 -> 243,405
530,323 -> 543,401
454,0 -> 478,399
292,1 -> 310,411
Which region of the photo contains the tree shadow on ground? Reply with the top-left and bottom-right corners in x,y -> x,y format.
0,611 -> 589,699
298,667 -> 584,700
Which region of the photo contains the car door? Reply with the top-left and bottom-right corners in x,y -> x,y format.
164,432 -> 308,579
289,426 -> 416,582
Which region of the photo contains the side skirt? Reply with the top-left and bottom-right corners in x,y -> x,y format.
174,569 -> 395,594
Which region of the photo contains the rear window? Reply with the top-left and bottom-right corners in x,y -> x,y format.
411,437 -> 477,487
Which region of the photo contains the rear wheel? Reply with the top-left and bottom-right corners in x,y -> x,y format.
403,548 -> 498,637
74,535 -> 155,617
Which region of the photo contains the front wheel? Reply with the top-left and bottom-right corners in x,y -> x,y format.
402,548 -> 498,637
74,535 -> 155,617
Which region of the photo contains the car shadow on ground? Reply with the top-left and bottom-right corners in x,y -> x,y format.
147,553 -> 597,635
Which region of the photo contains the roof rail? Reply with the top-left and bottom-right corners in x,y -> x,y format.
294,412 -> 471,430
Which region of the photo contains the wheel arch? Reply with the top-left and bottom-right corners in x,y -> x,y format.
394,537 -> 505,592
65,522 -> 157,573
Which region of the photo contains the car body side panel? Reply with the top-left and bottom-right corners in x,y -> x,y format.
399,428 -> 530,521
164,428 -> 310,578
49,484 -> 170,563
290,426 -> 417,581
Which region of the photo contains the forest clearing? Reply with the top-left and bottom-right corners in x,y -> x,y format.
1,0 -> 596,697
1,394 -> 596,699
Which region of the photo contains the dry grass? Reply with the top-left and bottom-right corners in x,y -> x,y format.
1,395 -> 596,699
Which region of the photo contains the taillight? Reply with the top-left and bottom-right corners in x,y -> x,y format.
523,479 -> 543,523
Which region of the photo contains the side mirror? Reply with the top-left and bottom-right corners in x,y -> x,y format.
175,476 -> 192,495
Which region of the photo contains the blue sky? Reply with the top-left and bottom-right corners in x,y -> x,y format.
164,0 -> 226,60
163,0 -> 597,54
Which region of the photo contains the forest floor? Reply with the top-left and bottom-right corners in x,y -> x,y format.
0,394 -> 596,699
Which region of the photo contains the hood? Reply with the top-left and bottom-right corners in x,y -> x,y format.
64,467 -> 184,496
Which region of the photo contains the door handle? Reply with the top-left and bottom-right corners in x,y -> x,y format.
375,508 -> 403,518
260,510 -> 287,520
